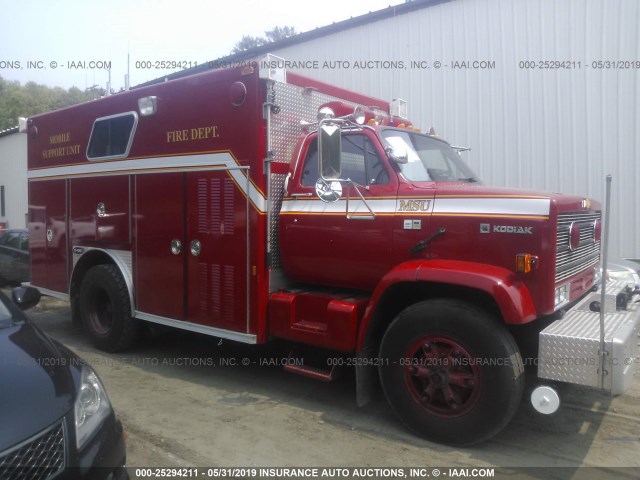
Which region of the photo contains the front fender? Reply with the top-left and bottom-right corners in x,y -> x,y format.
356,259 -> 537,350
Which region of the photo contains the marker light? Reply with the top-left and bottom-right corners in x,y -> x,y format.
229,81 -> 247,107
516,253 -> 539,273
138,96 -> 157,116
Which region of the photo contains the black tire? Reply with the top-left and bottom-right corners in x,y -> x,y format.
79,264 -> 140,352
379,299 -> 524,446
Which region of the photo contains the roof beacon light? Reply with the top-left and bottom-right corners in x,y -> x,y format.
138,96 -> 158,116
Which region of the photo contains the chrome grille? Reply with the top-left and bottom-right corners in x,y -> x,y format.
0,420 -> 65,480
556,212 -> 600,282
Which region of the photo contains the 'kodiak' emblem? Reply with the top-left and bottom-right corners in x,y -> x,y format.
398,199 -> 432,212
493,225 -> 533,234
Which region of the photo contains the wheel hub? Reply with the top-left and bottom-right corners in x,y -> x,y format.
404,335 -> 481,417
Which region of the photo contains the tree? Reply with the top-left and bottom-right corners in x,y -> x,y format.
0,76 -> 101,130
231,26 -> 297,54
264,26 -> 297,43
231,35 -> 266,53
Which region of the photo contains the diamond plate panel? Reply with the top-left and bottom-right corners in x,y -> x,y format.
266,80 -> 367,274
539,281 -> 640,393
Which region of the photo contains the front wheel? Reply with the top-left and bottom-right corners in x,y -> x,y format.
79,264 -> 140,352
379,299 -> 524,446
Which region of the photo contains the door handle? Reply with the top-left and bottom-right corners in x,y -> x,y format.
170,239 -> 182,255
190,239 -> 201,256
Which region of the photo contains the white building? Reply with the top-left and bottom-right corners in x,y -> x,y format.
146,0 -> 639,258
0,127 -> 27,232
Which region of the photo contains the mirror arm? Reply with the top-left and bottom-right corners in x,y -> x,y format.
345,181 -> 376,221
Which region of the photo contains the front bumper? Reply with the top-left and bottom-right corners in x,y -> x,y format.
538,280 -> 639,394
0,411 -> 127,480
63,412 -> 128,479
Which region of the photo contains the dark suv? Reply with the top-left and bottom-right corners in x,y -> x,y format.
0,287 -> 128,479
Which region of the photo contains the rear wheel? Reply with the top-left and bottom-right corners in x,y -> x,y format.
79,264 -> 140,352
379,299 -> 524,446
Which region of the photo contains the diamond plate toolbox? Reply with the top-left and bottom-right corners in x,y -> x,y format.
538,281 -> 640,394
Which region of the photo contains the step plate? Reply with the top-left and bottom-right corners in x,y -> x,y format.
538,281 -> 640,394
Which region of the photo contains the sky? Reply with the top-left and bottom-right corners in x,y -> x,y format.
0,0 -> 404,91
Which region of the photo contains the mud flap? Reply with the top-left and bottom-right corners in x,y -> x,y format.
355,345 -> 379,407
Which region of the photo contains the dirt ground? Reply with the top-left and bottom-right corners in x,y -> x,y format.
18,294 -> 640,479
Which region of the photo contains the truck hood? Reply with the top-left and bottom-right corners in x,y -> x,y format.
0,320 -> 77,451
413,183 -> 601,213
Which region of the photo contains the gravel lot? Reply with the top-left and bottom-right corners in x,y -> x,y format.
14,293 -> 640,479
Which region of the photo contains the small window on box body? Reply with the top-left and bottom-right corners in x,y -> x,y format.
87,112 -> 138,160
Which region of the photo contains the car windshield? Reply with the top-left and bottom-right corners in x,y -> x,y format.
381,129 -> 480,183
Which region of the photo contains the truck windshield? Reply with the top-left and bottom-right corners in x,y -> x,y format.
381,129 -> 479,183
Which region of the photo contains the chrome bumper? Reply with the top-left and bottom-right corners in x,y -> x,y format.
538,280 -> 640,394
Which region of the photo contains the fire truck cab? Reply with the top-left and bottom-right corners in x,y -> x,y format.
24,57 -> 639,446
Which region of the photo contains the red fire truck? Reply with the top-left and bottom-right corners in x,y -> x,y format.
23,57 -> 639,445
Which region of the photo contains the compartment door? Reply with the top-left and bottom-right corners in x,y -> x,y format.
28,179 -> 68,293
185,170 -> 249,332
135,173 -> 185,320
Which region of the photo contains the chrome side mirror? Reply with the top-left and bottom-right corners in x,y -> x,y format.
385,146 -> 408,164
318,123 -> 341,179
315,178 -> 342,203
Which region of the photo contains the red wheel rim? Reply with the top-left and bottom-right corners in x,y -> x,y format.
403,335 -> 481,417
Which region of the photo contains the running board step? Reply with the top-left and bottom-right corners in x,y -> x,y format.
283,348 -> 338,382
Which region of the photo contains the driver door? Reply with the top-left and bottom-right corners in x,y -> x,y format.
280,131 -> 398,290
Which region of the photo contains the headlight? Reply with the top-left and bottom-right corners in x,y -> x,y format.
608,269 -> 640,289
75,366 -> 112,449
554,283 -> 570,308
594,265 -> 602,286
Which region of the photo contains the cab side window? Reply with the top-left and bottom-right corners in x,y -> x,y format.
300,134 -> 388,187
301,139 -> 319,187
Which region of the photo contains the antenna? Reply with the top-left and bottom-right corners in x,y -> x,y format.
106,66 -> 111,97
125,51 -> 130,91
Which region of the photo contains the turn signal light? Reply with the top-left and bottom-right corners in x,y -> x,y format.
516,253 -> 539,273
